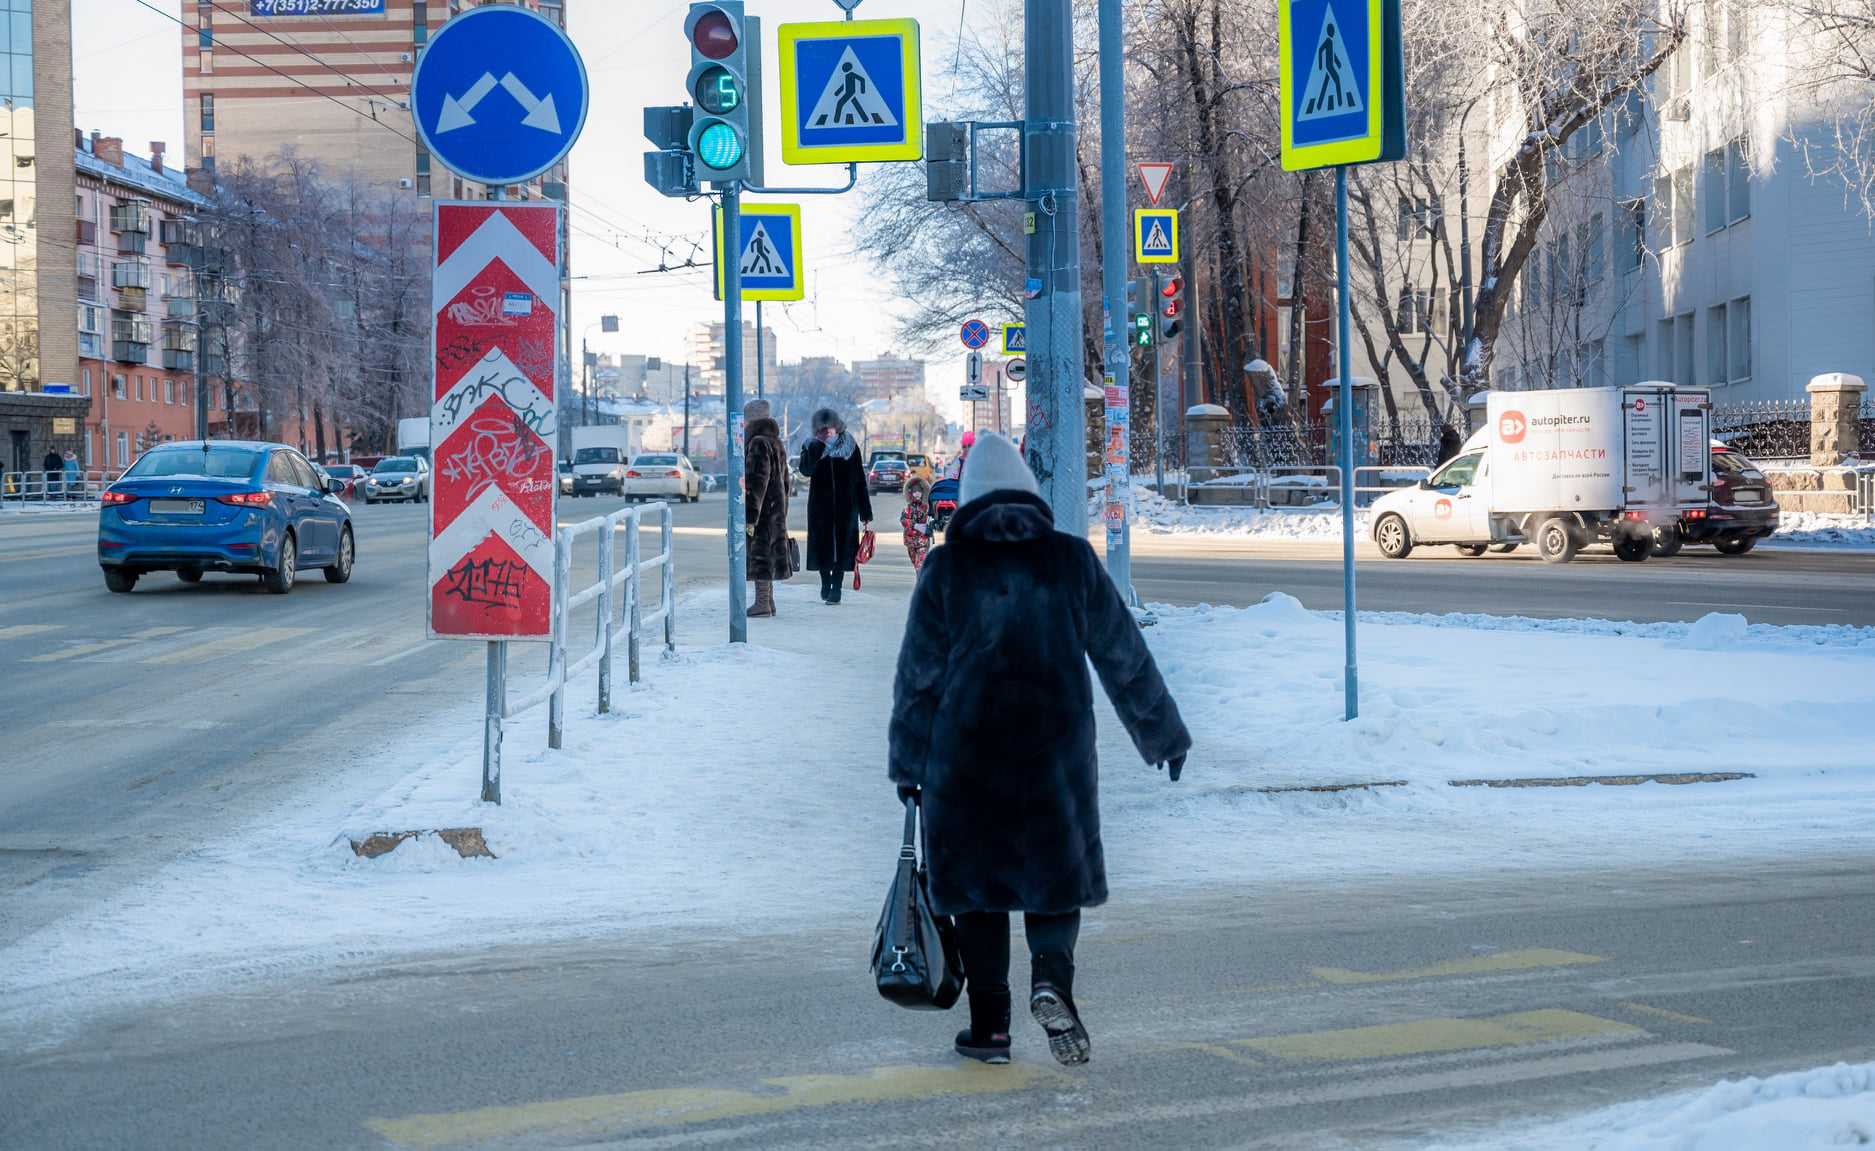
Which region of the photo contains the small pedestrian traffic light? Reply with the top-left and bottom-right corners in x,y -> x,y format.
1128,277 -> 1153,347
684,2 -> 764,186
1159,274 -> 1184,341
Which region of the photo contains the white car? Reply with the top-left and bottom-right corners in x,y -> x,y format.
622,453 -> 701,503
362,456 -> 430,504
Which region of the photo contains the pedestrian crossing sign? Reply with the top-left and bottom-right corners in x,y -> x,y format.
778,19 -> 923,166
713,201 -> 804,302
1134,208 -> 1180,264
1278,0 -> 1406,171
1002,323 -> 1026,355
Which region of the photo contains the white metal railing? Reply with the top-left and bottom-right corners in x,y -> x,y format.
495,502 -> 677,756
0,469 -> 123,506
1859,471 -> 1874,522
1175,464 -> 1428,511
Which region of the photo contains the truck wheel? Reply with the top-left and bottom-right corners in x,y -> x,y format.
1613,534 -> 1651,562
1714,535 -> 1757,556
1650,527 -> 1684,558
1455,544 -> 1488,557
1536,517 -> 1579,564
1375,514 -> 1413,559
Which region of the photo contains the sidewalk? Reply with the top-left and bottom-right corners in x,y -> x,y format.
5,577 -> 1875,1039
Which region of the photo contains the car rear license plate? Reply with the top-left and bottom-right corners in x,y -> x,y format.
150,498 -> 204,515
1735,488 -> 1762,503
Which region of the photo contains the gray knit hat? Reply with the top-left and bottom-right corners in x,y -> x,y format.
960,432 -> 1040,506
743,398 -> 771,422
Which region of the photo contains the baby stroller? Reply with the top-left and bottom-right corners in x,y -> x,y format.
927,476 -> 961,535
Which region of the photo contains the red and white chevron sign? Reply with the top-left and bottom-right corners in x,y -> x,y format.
428,202 -> 562,639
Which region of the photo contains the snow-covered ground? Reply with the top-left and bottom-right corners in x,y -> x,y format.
1418,1061 -> 1875,1150
5,584 -> 1875,1041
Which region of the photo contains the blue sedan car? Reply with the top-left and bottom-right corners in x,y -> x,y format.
98,441 -> 355,595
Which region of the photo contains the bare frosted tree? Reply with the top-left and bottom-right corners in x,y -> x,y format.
1789,0 -> 1875,222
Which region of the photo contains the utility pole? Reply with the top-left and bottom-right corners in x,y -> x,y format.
1095,0 -> 1133,600
755,301 -> 764,399
722,189 -> 749,643
1151,270 -> 1165,496
1024,0 -> 1086,536
683,360 -> 692,457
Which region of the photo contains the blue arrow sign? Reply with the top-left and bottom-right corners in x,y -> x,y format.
412,6 -> 589,187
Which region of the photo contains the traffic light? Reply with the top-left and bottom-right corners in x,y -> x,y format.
1128,277 -> 1153,347
1159,273 -> 1185,341
684,2 -> 764,186
643,105 -> 695,197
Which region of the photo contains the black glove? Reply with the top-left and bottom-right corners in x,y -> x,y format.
1158,753 -> 1187,783
897,784 -> 920,806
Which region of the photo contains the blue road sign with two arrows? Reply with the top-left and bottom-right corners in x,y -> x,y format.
412,6 -> 590,187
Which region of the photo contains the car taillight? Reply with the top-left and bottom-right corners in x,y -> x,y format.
667,469 -> 682,478
626,470 -> 641,478
100,490 -> 135,505
1685,508 -> 1708,519
218,491 -> 273,507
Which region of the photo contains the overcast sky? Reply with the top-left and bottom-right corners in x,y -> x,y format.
70,0 -> 977,419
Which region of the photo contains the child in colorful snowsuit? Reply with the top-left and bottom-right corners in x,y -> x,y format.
901,485 -> 934,572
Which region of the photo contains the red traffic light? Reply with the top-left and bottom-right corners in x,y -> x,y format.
1162,299 -> 1183,318
1160,276 -> 1184,298
690,7 -> 739,60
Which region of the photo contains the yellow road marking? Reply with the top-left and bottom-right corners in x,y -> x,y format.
367,1063 -> 1060,1148
1311,948 -> 1605,985
143,626 -> 314,665
133,626 -> 189,638
0,624 -> 60,640
1235,1009 -> 1641,1063
29,639 -> 139,663
1618,1001 -> 1711,1026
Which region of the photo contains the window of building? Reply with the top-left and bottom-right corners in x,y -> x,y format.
1675,312 -> 1696,386
414,1 -> 430,44
1702,148 -> 1727,233
1618,334 -> 1644,384
116,432 -> 129,467
1672,166 -> 1694,245
164,378 -> 175,405
1656,319 -> 1676,380
1707,303 -> 1728,385
1619,198 -> 1646,271
1728,296 -> 1751,383
197,3 -> 213,49
200,94 -> 215,134
1727,138 -> 1750,222
134,375 -> 144,401
1727,0 -> 1749,58
112,374 -> 126,400
1397,288 -> 1430,334
1581,213 -> 1606,285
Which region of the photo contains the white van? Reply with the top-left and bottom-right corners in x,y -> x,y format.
1370,385 -> 1711,564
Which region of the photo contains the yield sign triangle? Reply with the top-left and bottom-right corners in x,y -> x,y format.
808,46 -> 898,128
1137,162 -> 1174,206
739,220 -> 787,278
1299,5 -> 1363,121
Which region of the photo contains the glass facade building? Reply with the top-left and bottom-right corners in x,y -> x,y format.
0,0 -> 37,392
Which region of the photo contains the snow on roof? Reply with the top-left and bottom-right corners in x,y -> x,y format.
76,143 -> 206,209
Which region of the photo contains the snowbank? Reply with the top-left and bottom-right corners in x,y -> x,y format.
1421,1061 -> 1875,1150
1131,488 -> 1365,538
1763,511 -> 1875,551
5,589 -> 1875,1039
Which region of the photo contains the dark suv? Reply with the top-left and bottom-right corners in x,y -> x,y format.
867,458 -> 908,494
1654,445 -> 1779,556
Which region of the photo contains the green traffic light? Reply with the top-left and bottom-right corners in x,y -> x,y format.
695,121 -> 744,170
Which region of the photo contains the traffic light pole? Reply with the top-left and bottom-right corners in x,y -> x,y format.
1335,166 -> 1359,720
1151,270 -> 1166,498
721,183 -> 749,644
1095,0 -> 1133,603
1024,0 -> 1086,537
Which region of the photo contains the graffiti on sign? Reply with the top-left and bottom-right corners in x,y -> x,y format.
439,414 -> 552,503
445,285 -> 523,328
442,555 -> 529,608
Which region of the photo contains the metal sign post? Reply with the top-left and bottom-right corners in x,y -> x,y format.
1279,0 -> 1405,721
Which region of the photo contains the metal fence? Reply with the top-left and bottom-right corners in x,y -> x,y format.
1860,471 -> 1875,521
485,502 -> 677,801
1177,464 -> 1431,510
1710,396 -> 1875,463
1217,416 -> 1457,472
0,469 -> 122,505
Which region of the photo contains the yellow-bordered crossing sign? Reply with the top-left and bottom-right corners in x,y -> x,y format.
777,18 -> 922,166
713,201 -> 805,302
1134,209 -> 1180,264
1278,0 -> 1405,171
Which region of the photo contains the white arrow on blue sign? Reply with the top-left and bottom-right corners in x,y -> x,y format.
412,6 -> 589,187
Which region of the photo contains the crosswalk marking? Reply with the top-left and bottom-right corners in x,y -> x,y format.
0,624 -> 61,640
1233,1008 -> 1641,1063
1310,948 -> 1606,985
143,626 -> 316,666
28,638 -> 141,663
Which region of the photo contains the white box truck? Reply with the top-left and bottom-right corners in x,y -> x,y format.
396,416 -> 431,462
569,425 -> 634,497
1370,384 -> 1711,563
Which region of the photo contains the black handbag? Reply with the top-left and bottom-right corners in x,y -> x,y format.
871,797 -> 964,1010
786,536 -> 801,577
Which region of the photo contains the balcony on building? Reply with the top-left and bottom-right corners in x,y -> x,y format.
159,218 -> 200,267
77,251 -> 99,303
111,313 -> 152,364
110,203 -> 150,256
161,321 -> 196,372
112,260 -> 152,312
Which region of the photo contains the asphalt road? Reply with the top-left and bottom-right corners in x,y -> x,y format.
4,856 -> 1871,1149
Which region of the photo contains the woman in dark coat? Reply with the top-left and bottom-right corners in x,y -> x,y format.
888,432 -> 1191,1067
797,407 -> 872,605
742,399 -> 793,617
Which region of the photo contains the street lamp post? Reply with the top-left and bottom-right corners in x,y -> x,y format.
581,314 -> 619,429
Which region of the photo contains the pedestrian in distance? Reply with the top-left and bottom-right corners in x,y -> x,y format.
742,398 -> 794,618
939,430 -> 977,482
798,407 -> 872,605
42,446 -> 62,500
63,450 -> 81,499
888,432 -> 1192,1067
900,483 -> 932,573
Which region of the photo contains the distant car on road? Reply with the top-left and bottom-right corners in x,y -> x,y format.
1654,443 -> 1779,557
622,453 -> 701,503
363,456 -> 430,504
318,463 -> 366,500
98,440 -> 354,594
867,458 -> 908,494
902,453 -> 935,495
558,459 -> 574,496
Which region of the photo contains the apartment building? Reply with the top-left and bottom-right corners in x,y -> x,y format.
851,353 -> 927,405
687,320 -> 780,398
0,0 -> 85,478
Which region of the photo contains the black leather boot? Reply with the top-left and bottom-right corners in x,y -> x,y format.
954,986 -> 1012,1064
1029,953 -> 1089,1065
